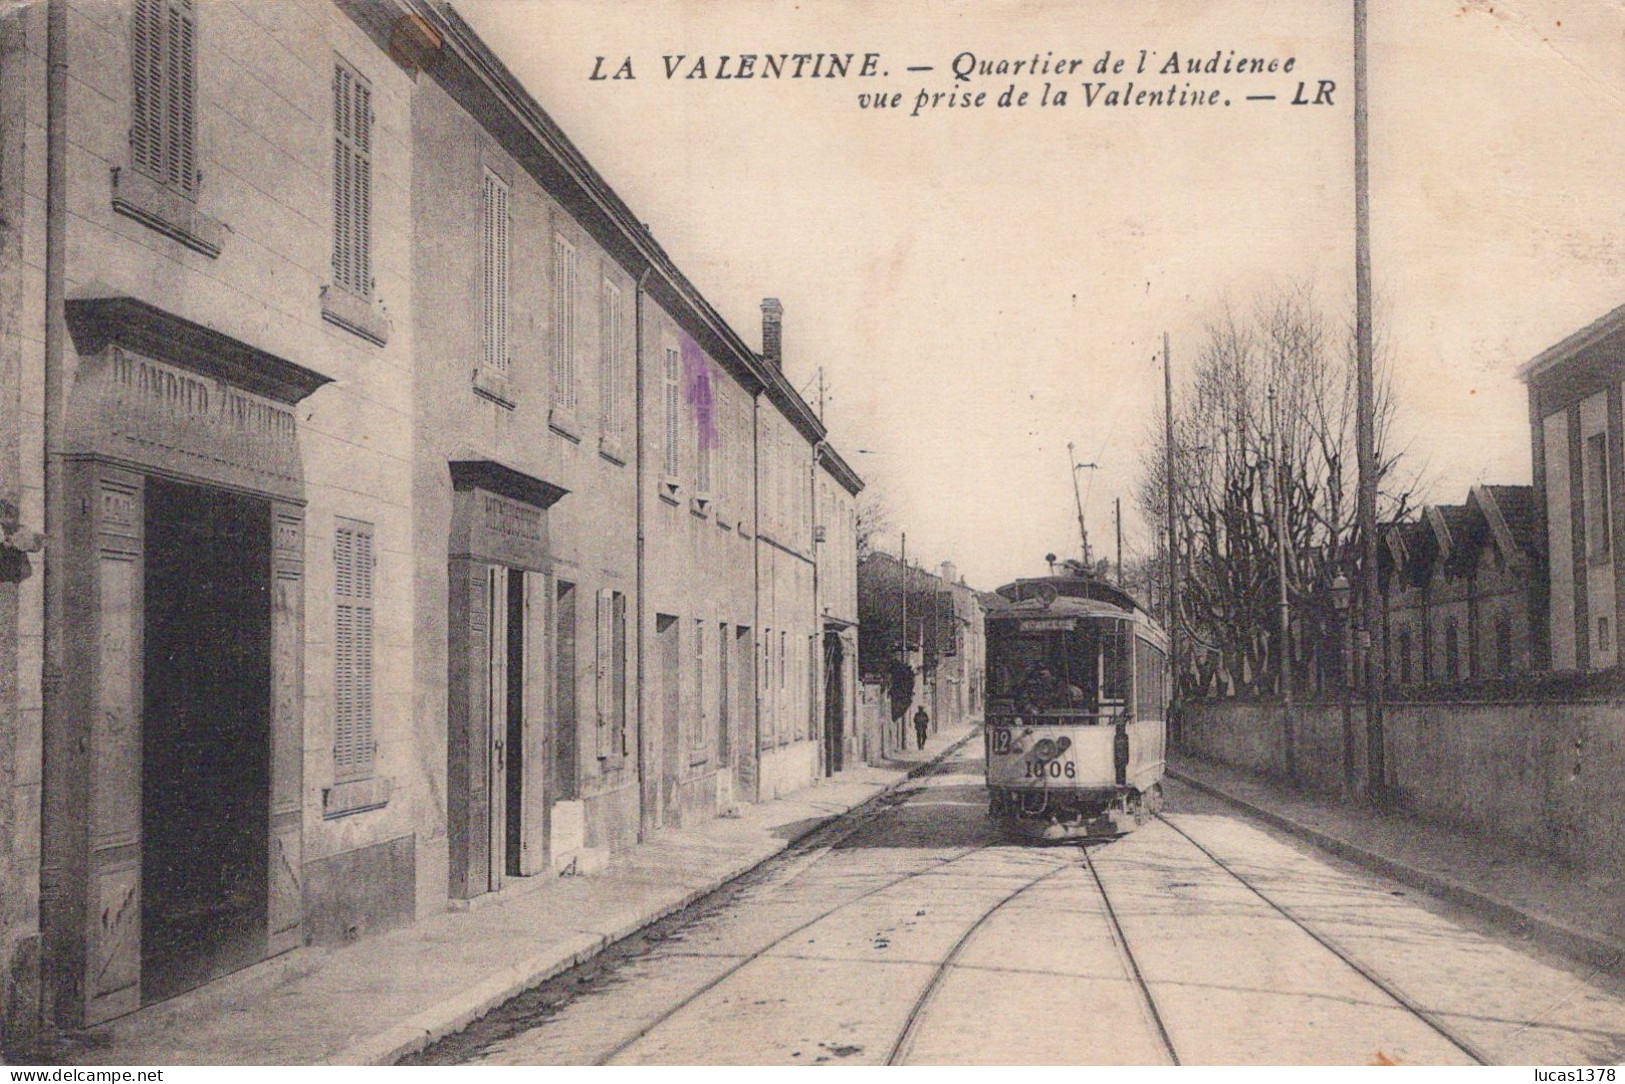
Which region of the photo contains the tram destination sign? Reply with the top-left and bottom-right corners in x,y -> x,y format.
1018,618 -> 1076,632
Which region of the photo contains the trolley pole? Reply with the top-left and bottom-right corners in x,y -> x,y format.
1068,442 -> 1091,566
1270,385 -> 1296,781
1355,0 -> 1386,803
1162,332 -> 1180,735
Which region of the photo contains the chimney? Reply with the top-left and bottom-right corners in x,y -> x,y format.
939,561 -> 957,585
761,297 -> 783,370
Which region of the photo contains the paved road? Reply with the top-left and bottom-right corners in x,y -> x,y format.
408,744 -> 1625,1066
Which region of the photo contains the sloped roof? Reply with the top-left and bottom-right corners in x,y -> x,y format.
1482,484 -> 1537,559
1518,301 -> 1625,382
1384,519 -> 1435,585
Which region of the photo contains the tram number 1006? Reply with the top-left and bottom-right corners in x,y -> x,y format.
1024,759 -> 1077,779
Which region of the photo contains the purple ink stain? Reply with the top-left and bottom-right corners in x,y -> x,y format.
682,334 -> 718,449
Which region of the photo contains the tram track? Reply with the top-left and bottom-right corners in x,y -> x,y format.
885,855 -> 1080,1065
1154,813 -> 1493,1066
1081,843 -> 1182,1066
596,838 -> 1003,1064
884,841 -> 1184,1066
594,734 -> 995,1066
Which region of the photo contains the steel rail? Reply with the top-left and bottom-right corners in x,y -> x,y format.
1155,814 -> 1492,1066
595,739 -> 989,1065
1082,844 -> 1182,1066
885,856 -> 1078,1065
595,840 -> 999,1064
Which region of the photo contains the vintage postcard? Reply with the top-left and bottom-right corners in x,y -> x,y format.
0,0 -> 1620,1073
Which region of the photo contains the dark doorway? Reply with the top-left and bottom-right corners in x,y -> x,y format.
733,626 -> 754,801
657,614 -> 680,827
141,478 -> 272,1003
504,570 -> 526,876
554,581 -> 578,802
823,631 -> 845,775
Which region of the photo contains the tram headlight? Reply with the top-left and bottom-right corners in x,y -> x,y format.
1029,735 -> 1072,762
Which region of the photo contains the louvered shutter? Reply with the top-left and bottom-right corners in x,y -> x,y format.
552,238 -> 577,408
332,67 -> 353,292
131,0 -> 197,196
663,347 -> 680,476
131,0 -> 161,179
697,366 -> 713,495
333,63 -> 373,297
600,281 -> 624,441
693,618 -> 706,751
717,620 -> 730,766
612,592 -> 628,755
335,520 -> 376,781
551,241 -> 564,399
594,589 -> 613,758
482,171 -> 510,373
354,78 -> 371,292
167,0 -> 197,195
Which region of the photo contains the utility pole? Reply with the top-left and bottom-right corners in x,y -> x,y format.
1269,385 -> 1296,780
1114,496 -> 1123,586
817,366 -> 825,422
1355,0 -> 1385,803
1163,332 -> 1180,724
899,531 -> 908,664
1067,442 -> 1092,565
898,532 -> 909,755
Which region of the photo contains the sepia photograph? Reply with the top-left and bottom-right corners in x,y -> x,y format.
0,0 -> 1622,1071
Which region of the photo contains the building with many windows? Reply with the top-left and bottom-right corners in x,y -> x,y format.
2,0 -> 422,1030
0,0 -> 861,1043
1380,485 -> 1539,686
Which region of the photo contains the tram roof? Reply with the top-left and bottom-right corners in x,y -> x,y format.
988,575 -> 1145,619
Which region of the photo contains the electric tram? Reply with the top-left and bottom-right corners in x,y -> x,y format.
983,562 -> 1169,839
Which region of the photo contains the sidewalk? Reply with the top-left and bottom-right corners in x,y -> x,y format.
1168,752 -> 1625,975
30,727 -> 978,1067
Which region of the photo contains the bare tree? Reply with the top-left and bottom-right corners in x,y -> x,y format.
855,487 -> 893,560
1137,286 -> 1420,697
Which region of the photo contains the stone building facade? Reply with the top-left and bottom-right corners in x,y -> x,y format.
856,552 -> 986,758
1522,303 -> 1625,674
1381,485 -> 1538,687
0,0 -> 861,1043
816,448 -> 862,775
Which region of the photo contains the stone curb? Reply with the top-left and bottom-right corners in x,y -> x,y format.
1168,764 -> 1625,976
325,728 -> 980,1066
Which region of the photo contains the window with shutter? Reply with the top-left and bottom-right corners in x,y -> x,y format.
332,61 -> 373,298
130,0 -> 198,198
692,618 -> 707,753
481,171 -> 511,374
334,519 -> 376,781
595,589 -> 612,758
663,345 -> 681,478
697,378 -> 715,497
552,236 -> 578,409
611,592 -> 628,756
554,580 -> 578,788
717,622 -> 730,766
600,280 -> 625,442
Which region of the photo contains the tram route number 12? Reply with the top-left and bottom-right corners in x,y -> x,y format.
1025,759 -> 1077,779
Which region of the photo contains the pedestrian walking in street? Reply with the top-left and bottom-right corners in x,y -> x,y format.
913,705 -> 930,750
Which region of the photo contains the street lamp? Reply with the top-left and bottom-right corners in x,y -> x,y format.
1331,573 -> 1355,796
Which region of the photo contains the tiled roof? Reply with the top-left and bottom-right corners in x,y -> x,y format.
1485,484 -> 1538,555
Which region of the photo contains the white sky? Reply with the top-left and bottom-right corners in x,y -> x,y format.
459,0 -> 1625,591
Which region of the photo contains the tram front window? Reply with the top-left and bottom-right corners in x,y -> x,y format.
989,619 -> 1131,719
